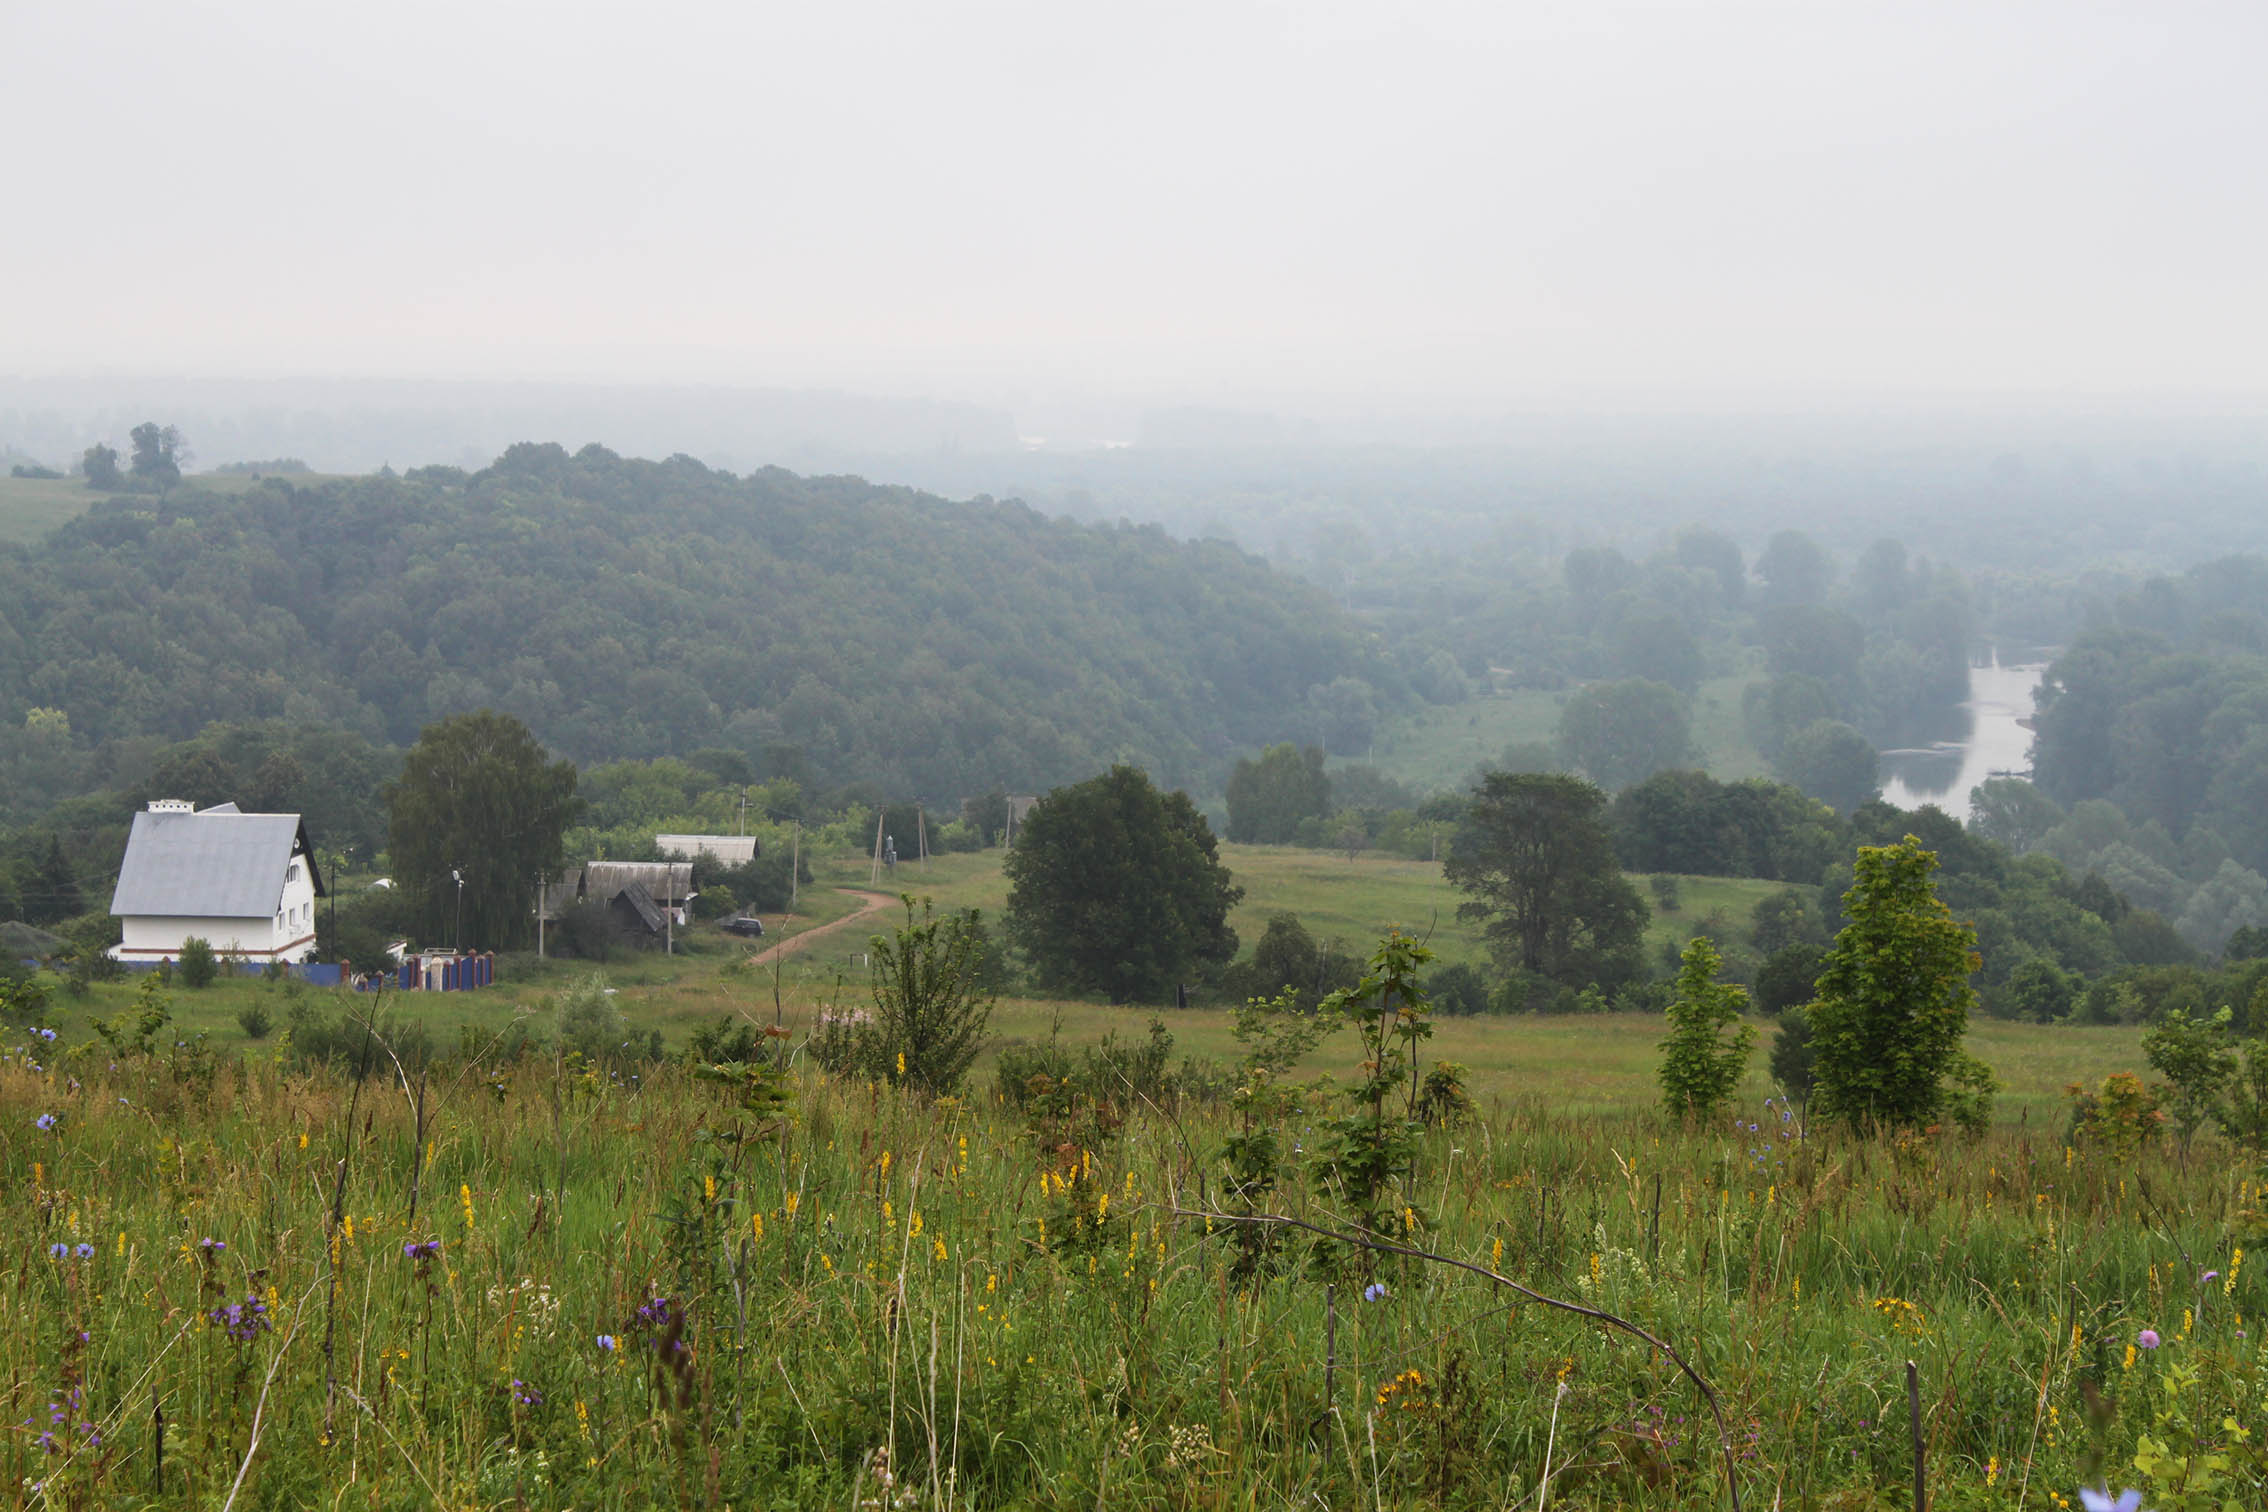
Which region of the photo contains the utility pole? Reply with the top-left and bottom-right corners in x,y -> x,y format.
791,822 -> 801,910
451,868 -> 463,952
537,871 -> 546,960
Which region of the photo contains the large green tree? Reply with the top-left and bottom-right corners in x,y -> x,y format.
1555,678 -> 1695,793
1445,771 -> 1648,990
1806,836 -> 1982,1129
386,711 -> 580,951
1224,743 -> 1330,843
1004,765 -> 1242,1002
1775,718 -> 1878,814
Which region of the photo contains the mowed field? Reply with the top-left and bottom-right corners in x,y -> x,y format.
107,844 -> 2148,1127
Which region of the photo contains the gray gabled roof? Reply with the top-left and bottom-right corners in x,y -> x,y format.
109,808 -> 322,919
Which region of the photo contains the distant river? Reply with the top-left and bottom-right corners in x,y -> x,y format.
1878,655 -> 2049,822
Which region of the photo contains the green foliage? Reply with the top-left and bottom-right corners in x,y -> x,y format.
1768,1004 -> 1815,1104
177,935 -> 218,989
1216,912 -> 1359,1012
1657,937 -> 1755,1121
1316,930 -> 1435,1239
2005,956 -> 2080,1023
1555,677 -> 1695,793
1423,961 -> 1490,1016
1753,943 -> 1822,1017
556,973 -> 633,1068
0,451 -> 1408,804
1808,836 -> 1984,1130
1774,718 -> 1879,814
236,1002 -> 273,1039
1224,743 -> 1330,843
1004,765 -> 1241,1003
2141,1007 -> 2240,1149
387,711 -> 580,951
1612,769 -> 1845,882
860,897 -> 996,1096
1446,770 -> 1649,990
1216,989 -> 1334,1277
127,422 -> 186,489
79,441 -> 122,490
2065,1072 -> 2165,1156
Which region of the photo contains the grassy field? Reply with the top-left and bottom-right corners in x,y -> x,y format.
0,471 -> 334,544
1360,673 -> 1767,795
3,969 -> 2259,1509
89,841 -> 2166,1131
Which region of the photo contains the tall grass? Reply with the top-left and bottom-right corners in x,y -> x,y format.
3,999 -> 2259,1509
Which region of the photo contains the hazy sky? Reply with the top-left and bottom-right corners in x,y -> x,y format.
6,1 -> 2265,416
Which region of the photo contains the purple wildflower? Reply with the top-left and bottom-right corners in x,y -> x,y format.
47,1243 -> 68,1260
511,1379 -> 543,1408
597,1334 -> 618,1351
1362,1282 -> 1389,1302
207,1293 -> 271,1344
197,1237 -> 225,1255
2078,1491 -> 2144,1512
2200,1270 -> 2219,1284
2136,1329 -> 2160,1350
403,1239 -> 442,1261
34,1113 -> 55,1131
72,1243 -> 92,1260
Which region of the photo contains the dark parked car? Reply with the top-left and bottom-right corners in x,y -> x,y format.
721,915 -> 766,938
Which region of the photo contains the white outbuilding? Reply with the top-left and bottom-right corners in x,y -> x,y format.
108,799 -> 326,965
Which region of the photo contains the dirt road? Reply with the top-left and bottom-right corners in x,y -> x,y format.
743,889 -> 897,966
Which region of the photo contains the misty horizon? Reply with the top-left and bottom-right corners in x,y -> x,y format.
6,3 -> 2266,417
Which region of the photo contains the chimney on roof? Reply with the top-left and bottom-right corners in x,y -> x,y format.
147,799 -> 195,813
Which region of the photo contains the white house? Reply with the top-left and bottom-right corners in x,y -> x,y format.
108,800 -> 326,965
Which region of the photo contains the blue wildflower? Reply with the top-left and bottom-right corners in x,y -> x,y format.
1362,1283 -> 1389,1302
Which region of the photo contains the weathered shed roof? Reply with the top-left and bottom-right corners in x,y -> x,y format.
657,834 -> 758,865
109,806 -> 322,919
609,882 -> 666,934
582,861 -> 693,904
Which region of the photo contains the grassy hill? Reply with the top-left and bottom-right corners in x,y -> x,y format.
0,469 -> 312,544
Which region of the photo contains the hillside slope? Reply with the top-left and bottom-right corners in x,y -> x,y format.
0,444 -> 1410,800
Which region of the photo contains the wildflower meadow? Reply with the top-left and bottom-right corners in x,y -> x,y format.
3,970 -> 2263,1511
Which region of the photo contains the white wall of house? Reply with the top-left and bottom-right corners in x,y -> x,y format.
115,858 -> 320,962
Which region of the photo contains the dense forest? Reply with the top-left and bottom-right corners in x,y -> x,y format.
0,444 -> 1423,821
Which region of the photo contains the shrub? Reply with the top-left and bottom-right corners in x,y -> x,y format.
1424,962 -> 1489,1017
2065,1072 -> 2165,1156
1657,937 -> 1754,1122
819,898 -> 995,1097
177,937 -> 219,989
237,1004 -> 274,1040
1769,1006 -> 1815,1106
557,974 -> 633,1067
1649,874 -> 1682,912
2141,1007 -> 2239,1149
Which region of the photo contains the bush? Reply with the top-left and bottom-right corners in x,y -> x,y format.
1424,962 -> 1490,1016
1770,1006 -> 1815,1105
285,1001 -> 432,1077
1649,874 -> 1682,912
178,937 -> 218,989
237,1004 -> 274,1040
2065,1071 -> 2164,1155
557,974 -> 634,1068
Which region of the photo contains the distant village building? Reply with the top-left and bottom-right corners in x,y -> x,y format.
108,799 -> 325,964
538,861 -> 697,933
1004,795 -> 1041,847
656,834 -> 759,866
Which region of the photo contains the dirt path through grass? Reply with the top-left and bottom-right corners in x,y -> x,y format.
746,888 -> 895,964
